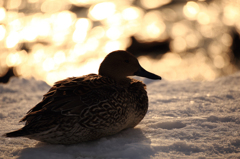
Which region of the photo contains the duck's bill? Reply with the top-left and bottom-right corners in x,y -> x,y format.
134,66 -> 161,80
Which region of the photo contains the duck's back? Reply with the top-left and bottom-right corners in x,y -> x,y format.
9,74 -> 148,144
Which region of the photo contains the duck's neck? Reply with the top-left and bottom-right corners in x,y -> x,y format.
100,74 -> 132,86
116,77 -> 132,86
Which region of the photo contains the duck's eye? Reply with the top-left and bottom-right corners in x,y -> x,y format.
124,60 -> 129,63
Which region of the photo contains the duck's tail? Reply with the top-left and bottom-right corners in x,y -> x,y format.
3,128 -> 28,137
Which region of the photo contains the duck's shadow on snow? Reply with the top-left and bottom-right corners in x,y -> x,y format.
17,128 -> 154,159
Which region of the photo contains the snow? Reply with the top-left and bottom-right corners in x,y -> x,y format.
1,72 -> 240,159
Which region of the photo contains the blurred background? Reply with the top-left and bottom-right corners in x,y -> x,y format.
0,0 -> 239,85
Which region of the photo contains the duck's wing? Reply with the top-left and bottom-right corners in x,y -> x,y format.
20,74 -> 116,125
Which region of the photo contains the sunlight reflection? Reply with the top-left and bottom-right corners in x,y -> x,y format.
122,7 -> 142,21
183,1 -> 200,20
0,25 -> 6,40
0,7 -> 6,21
0,0 -> 238,85
140,0 -> 172,9
6,51 -> 27,67
197,12 -> 210,25
89,2 -> 116,20
136,10 -> 166,42
5,31 -> 20,48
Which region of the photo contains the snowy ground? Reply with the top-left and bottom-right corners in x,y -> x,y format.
0,72 -> 240,159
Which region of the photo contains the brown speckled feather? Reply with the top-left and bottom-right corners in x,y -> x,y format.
4,50 -> 161,144
12,74 -> 148,144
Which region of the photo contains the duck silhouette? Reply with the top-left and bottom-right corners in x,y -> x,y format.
4,50 -> 161,144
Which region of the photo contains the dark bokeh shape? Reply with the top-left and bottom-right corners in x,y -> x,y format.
231,30 -> 240,68
127,36 -> 170,58
0,67 -> 14,83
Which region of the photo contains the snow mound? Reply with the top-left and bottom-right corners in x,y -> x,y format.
1,72 -> 240,159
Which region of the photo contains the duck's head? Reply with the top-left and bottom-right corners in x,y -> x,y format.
99,50 -> 161,82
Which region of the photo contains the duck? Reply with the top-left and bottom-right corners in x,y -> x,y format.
4,50 -> 161,144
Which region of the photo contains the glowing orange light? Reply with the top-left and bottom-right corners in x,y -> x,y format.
136,10 -> 166,42
7,0 -> 22,10
140,0 -> 172,9
146,23 -> 161,38
5,31 -> 20,48
104,40 -> 121,53
213,55 -> 225,69
122,7 -> 142,21
172,22 -> 188,37
161,8 -> 177,21
73,18 -> 92,43
221,33 -> 232,47
28,0 -> 39,3
54,51 -> 66,65
75,18 -> 92,31
33,49 -> 45,63
52,11 -> 76,31
89,26 -> 105,39
105,13 -> 122,26
185,33 -> 199,48
208,41 -> 222,55
223,5 -> 240,26
170,37 -> 187,52
0,25 -> 6,40
43,58 -> 55,72
199,25 -> 215,38
6,51 -> 27,67
21,25 -> 38,41
85,37 -> 99,51
9,19 -> 22,32
197,12 -> 210,25
106,27 -> 122,40
183,1 -> 200,20
41,0 -> 64,13
6,53 -> 20,67
72,30 -> 87,43
89,2 -> 116,20
0,7 -> 6,21
37,20 -> 51,37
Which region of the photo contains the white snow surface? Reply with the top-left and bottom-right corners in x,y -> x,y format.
1,72 -> 240,159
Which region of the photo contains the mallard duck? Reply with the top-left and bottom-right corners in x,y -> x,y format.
4,50 -> 161,144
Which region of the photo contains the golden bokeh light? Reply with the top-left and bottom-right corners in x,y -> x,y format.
197,12 -> 210,25
213,55 -> 225,69
161,8 -> 177,22
28,0 -> 39,3
6,0 -> 22,10
0,25 -> 6,40
106,27 -> 122,40
33,49 -> 45,63
88,2 -> 116,20
5,31 -> 20,48
140,0 -> 172,9
104,40 -> 121,53
0,7 -> 6,21
43,58 -> 55,72
135,10 -> 166,42
73,18 -> 92,43
122,7 -> 143,21
6,51 -> 27,67
41,0 -> 68,13
0,0 -> 238,85
171,22 -> 189,37
185,33 -> 199,49
89,26 -> 105,39
54,51 -> 66,65
183,1 -> 200,20
221,33 -> 232,46
170,37 -> 187,53
223,5 -> 240,26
